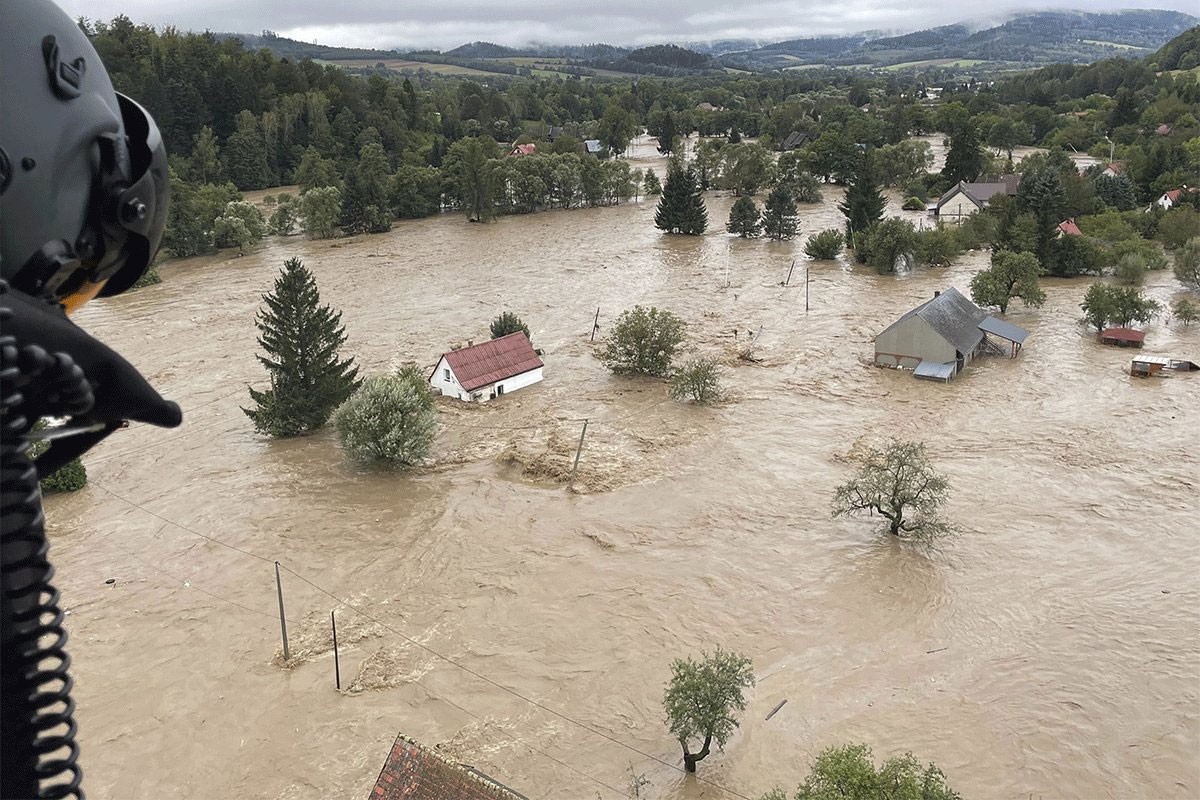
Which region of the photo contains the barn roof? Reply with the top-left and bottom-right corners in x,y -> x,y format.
370,733 -> 526,800
439,332 -> 543,392
937,181 -> 1008,210
1100,327 -> 1146,343
893,287 -> 986,355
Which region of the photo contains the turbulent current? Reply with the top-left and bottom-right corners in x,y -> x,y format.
48,138 -> 1199,799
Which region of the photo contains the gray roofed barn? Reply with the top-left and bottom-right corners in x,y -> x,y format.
875,288 -> 1029,380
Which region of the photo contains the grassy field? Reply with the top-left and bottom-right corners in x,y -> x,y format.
882,58 -> 987,71
333,58 -> 502,76
1082,39 -> 1144,50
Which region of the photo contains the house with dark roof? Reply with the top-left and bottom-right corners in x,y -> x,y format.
429,332 -> 544,402
583,139 -> 604,155
371,733 -> 526,800
780,131 -> 808,151
874,288 -> 1029,381
934,179 -> 1016,221
546,125 -> 564,141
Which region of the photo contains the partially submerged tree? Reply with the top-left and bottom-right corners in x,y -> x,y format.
268,195 -> 299,236
1114,253 -> 1147,286
663,648 -> 754,773
761,185 -> 799,241
244,258 -> 360,437
794,743 -> 961,800
299,186 -> 342,239
490,312 -> 530,340
1080,283 -> 1161,331
670,358 -> 722,404
804,229 -> 844,260
1175,236 -> 1200,291
643,168 -> 662,196
656,163 -> 708,235
832,440 -> 954,541
213,200 -> 266,251
969,250 -> 1045,314
334,367 -> 436,469
1173,298 -> 1198,326
839,151 -> 886,243
858,217 -> 917,274
727,195 -> 762,238
602,306 -> 685,377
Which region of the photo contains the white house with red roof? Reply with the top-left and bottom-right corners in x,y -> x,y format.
1156,186 -> 1197,210
429,332 -> 544,402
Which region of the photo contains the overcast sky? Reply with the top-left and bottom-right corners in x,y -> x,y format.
57,0 -> 1197,51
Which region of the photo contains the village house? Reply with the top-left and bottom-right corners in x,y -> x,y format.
370,733 -> 525,799
1056,218 -> 1083,238
1102,162 -> 1125,178
779,131 -> 808,151
1156,186 -> 1197,210
874,288 -> 1029,382
508,143 -> 537,157
696,101 -> 723,112
429,332 -> 544,402
583,139 -> 603,156
933,175 -> 1020,221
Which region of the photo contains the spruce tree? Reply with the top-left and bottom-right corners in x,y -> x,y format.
340,142 -> 393,234
942,121 -> 985,185
761,185 -> 799,240
838,151 -> 886,251
224,110 -> 274,190
656,163 -> 707,235
244,258 -> 360,437
727,195 -> 762,238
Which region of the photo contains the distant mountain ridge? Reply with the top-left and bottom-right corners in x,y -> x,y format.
219,9 -> 1197,74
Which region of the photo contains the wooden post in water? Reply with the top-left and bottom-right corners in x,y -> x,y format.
805,265 -> 810,313
785,259 -> 796,286
568,419 -> 589,491
274,561 -> 290,662
331,610 -> 341,690
590,308 -> 600,341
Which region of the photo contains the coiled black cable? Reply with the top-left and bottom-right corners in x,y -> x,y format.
1,301 -> 92,800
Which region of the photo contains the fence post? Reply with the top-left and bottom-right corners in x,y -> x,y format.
274,561 -> 290,662
331,610 -> 341,690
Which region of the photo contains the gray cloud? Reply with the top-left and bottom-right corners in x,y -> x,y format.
56,0 -> 1197,50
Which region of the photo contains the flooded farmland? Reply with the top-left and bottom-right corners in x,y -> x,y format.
49,143 -> 1199,799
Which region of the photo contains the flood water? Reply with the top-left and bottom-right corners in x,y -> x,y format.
48,138 -> 1199,800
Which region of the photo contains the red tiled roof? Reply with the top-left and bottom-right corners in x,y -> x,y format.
1057,219 -> 1083,236
440,332 -> 543,392
1100,327 -> 1145,342
509,143 -> 536,156
1104,162 -> 1124,175
1155,123 -> 1173,136
371,734 -> 524,800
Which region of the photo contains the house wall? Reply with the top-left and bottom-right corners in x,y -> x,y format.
936,190 -> 980,222
476,367 -> 543,402
875,316 -> 956,369
429,356 -> 470,400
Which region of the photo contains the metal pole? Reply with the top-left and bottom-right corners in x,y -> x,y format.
568,419 -> 589,490
274,561 -> 290,662
331,610 -> 341,690
805,266 -> 810,313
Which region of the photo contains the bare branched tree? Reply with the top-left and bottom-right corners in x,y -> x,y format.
832,440 -> 955,542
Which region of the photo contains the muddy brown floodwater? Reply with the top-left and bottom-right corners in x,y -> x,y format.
48,137 -> 1198,800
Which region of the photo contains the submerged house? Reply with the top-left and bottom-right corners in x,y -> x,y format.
429,332 -> 544,402
371,732 -> 526,799
933,175 -> 1020,221
874,288 -> 1029,381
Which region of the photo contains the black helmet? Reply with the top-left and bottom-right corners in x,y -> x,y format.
0,0 -> 170,311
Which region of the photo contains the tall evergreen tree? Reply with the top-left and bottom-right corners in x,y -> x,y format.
726,195 -> 762,238
942,121 -> 985,184
761,185 -> 799,240
838,151 -> 886,243
224,110 -> 274,190
1019,167 -> 1068,266
341,142 -> 393,234
244,258 -> 360,437
189,125 -> 223,184
656,163 -> 707,235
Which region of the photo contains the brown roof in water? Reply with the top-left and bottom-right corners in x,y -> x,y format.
439,332 -> 543,392
370,733 -> 526,800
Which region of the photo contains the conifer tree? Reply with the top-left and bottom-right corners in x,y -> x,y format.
727,195 -> 762,238
761,185 -> 799,240
942,120 -> 985,185
838,150 -> 886,255
244,258 -> 360,437
656,163 -> 707,235
224,110 -> 274,190
341,142 -> 393,234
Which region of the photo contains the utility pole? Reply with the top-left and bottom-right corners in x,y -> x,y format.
568,419 -> 589,491
805,265 -> 810,313
785,258 -> 796,286
274,561 -> 290,662
331,610 -> 341,690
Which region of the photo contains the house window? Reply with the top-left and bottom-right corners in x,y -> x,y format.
496,384 -> 505,395
443,368 -> 451,382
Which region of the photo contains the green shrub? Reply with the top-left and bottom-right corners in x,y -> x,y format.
490,312 -> 530,339
901,196 -> 925,211
130,265 -> 162,289
670,358 -> 722,404
28,421 -> 88,493
602,306 -> 685,377
803,229 -> 844,260
334,367 -> 436,469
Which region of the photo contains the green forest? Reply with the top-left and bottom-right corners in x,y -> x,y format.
84,17 -> 1200,273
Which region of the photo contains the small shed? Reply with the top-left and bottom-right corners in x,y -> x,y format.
780,131 -> 808,151
978,315 -> 1029,357
1130,356 -> 1199,377
583,139 -> 603,155
1100,327 -> 1145,348
430,332 -> 544,402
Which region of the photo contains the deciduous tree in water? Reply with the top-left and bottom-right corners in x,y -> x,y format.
832,440 -> 954,541
663,648 -> 754,773
969,250 -> 1045,313
244,258 -> 360,437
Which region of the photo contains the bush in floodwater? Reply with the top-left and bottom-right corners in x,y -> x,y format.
334,367 -> 436,469
832,439 -> 955,542
601,305 -> 685,377
490,311 -> 530,340
901,195 -> 925,211
670,358 -> 722,404
775,742 -> 960,800
804,229 -> 843,260
29,421 -> 87,493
